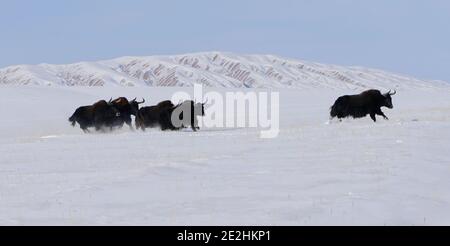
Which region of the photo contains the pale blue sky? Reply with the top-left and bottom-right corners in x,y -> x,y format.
1,0 -> 449,81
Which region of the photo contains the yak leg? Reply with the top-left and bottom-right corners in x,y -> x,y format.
191,123 -> 198,132
122,116 -> 134,130
126,119 -> 134,131
81,126 -> 90,133
79,122 -> 90,133
192,118 -> 199,132
95,125 -> 102,132
329,116 -> 343,123
194,117 -> 200,130
370,113 -> 377,122
138,123 -> 146,132
135,115 -> 145,131
376,109 -> 389,120
135,120 -> 140,131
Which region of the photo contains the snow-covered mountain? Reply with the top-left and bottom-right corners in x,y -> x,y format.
0,52 -> 448,90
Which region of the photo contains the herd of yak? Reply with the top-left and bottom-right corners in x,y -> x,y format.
68,89 -> 396,133
69,97 -> 206,133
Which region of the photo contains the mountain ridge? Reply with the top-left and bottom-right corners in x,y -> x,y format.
1,52 -> 448,90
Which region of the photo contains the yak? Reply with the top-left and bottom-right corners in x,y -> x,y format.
110,97 -> 145,130
135,100 -> 176,131
68,100 -> 121,132
330,89 -> 396,122
170,100 -> 206,132
136,100 -> 206,131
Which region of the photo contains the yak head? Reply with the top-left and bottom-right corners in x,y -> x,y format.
383,90 -> 396,109
194,100 -> 207,116
130,98 -> 146,116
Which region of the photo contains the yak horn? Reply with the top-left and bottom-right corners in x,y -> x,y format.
389,90 -> 397,96
138,98 -> 145,104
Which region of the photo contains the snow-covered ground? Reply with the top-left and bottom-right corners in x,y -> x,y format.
0,85 -> 449,225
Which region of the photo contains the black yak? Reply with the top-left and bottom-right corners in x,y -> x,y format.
110,97 -> 145,129
170,100 -> 206,132
330,89 -> 396,122
68,100 -> 121,132
136,100 -> 206,131
135,100 -> 176,131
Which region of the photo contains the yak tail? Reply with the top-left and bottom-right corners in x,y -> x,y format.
330,104 -> 338,118
68,114 -> 77,127
330,96 -> 348,119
